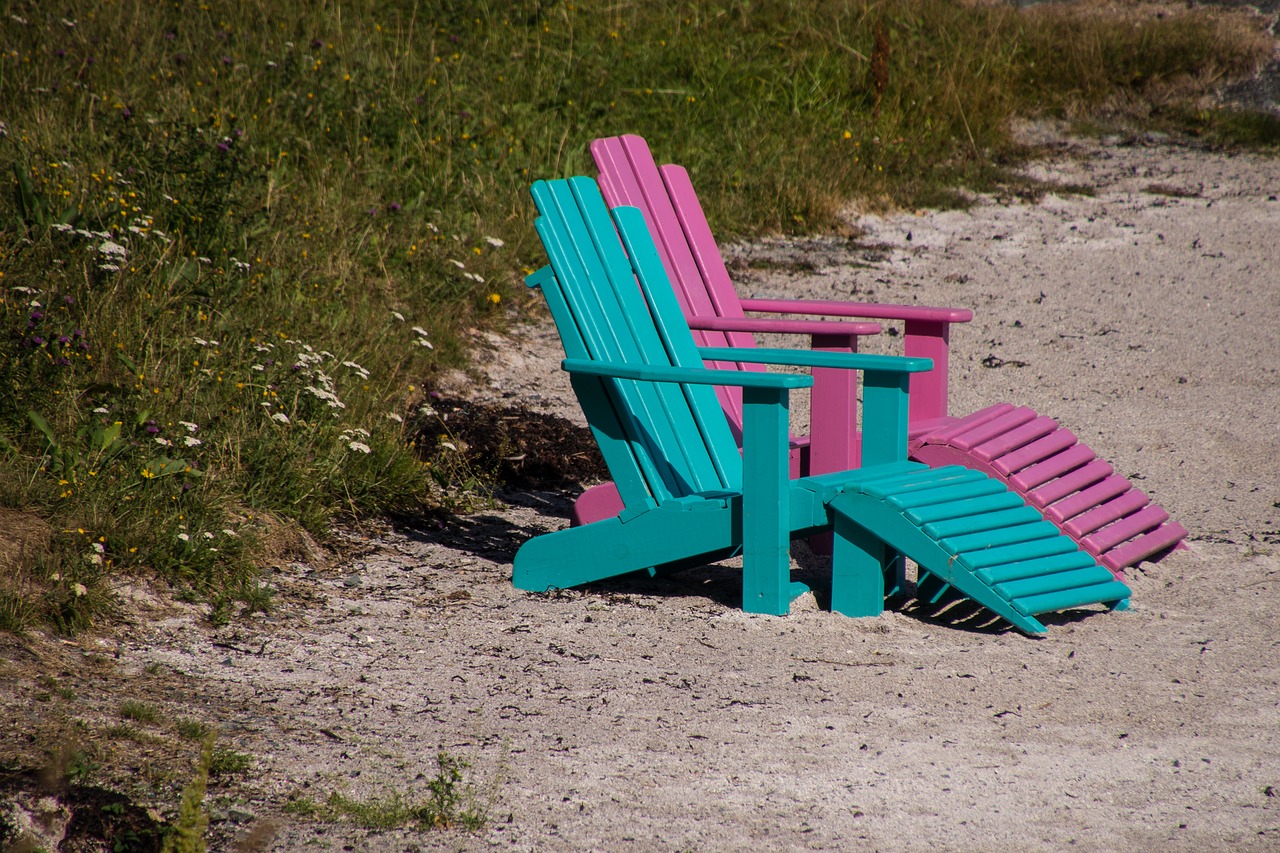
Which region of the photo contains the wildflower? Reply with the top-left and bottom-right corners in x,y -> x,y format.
72,583 -> 88,597
386,413 -> 403,423
347,441 -> 371,454
183,436 -> 202,447
271,412 -> 290,424
93,406 -> 109,414
92,542 -> 105,554
448,259 -> 465,269
179,421 -> 199,432
484,236 -> 504,247
488,293 -> 501,305
155,437 -> 172,446
98,240 -> 127,258
203,531 -> 214,539
177,533 -> 190,542
391,310 -> 405,322
222,528 -> 238,537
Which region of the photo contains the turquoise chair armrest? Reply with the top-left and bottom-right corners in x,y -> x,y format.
697,346 -> 932,375
562,358 -> 812,390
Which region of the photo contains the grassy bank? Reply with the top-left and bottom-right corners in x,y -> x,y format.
1,0 -> 1274,632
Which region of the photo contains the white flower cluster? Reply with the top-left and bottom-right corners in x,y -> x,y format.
340,427 -> 372,454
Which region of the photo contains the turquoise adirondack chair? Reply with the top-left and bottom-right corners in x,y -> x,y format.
575,133 -> 1188,576
515,176 -> 1131,634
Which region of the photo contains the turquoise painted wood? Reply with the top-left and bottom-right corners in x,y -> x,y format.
517,176 -> 1131,634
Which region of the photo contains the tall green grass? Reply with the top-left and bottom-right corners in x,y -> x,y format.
0,0 -> 1273,630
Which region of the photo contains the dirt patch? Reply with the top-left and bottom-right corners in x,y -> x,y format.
412,393 -> 608,491
0,771 -> 165,853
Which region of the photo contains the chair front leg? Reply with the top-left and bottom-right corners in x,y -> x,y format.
808,331 -> 862,475
903,319 -> 951,423
740,385 -> 801,615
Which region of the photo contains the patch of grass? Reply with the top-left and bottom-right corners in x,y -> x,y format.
283,751 -> 485,831
119,700 -> 161,724
36,675 -> 77,701
207,747 -> 252,778
176,719 -> 212,742
0,0 -> 1273,631
103,723 -> 147,742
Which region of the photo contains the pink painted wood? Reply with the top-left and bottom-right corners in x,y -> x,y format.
579,134 -> 1189,575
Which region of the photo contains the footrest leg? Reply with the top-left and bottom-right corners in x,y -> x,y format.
832,516 -> 887,618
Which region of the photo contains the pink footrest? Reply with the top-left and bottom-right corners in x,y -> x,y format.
1064,488 -> 1151,539
1043,473 -> 1129,523
948,407 -> 1037,452
913,403 -> 1188,575
971,415 -> 1059,463
1029,459 -> 1114,508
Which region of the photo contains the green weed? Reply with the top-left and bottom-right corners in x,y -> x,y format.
162,734 -> 215,853
208,747 -> 252,777
176,719 -> 213,742
283,751 -> 486,831
120,700 -> 161,724
0,0 -> 1273,631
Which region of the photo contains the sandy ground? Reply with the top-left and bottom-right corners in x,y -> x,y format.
5,136 -> 1280,851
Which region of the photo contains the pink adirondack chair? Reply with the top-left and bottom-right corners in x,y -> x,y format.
574,134 -> 1187,576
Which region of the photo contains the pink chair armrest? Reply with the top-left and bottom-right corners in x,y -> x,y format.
686,315 -> 881,338
739,298 -> 969,423
738,297 -> 972,325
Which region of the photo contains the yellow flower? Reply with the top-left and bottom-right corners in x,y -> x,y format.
141,468 -> 155,479
487,293 -> 501,305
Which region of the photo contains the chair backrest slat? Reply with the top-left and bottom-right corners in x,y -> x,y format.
530,178 -> 743,504
591,134 -> 760,436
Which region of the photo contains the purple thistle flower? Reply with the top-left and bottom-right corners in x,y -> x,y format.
56,357 -> 71,367
78,342 -> 90,351
164,31 -> 176,40
30,310 -> 44,321
216,141 -> 230,152
73,328 -> 84,337
221,55 -> 232,65
145,422 -> 160,434
32,336 -> 45,346
389,202 -> 402,213
58,335 -> 71,344
311,39 -> 324,49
